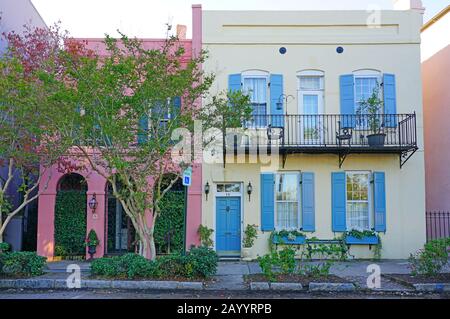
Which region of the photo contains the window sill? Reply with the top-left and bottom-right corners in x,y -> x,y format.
272,235 -> 306,245
345,235 -> 379,245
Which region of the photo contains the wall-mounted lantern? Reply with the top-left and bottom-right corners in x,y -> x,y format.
204,182 -> 210,201
88,193 -> 98,213
247,182 -> 253,201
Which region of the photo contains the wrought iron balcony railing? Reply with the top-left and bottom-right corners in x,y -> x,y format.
226,113 -> 418,168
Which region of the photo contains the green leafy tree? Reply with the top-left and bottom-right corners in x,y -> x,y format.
0,24 -> 83,243
51,29 -> 252,259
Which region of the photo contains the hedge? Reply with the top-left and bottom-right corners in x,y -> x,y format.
0,252 -> 46,277
54,191 -> 87,257
154,191 -> 184,254
91,247 -> 218,279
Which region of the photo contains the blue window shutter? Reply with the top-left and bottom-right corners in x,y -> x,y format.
172,96 -> 181,119
137,115 -> 148,144
383,74 -> 397,128
270,74 -> 284,127
332,172 -> 346,232
228,74 -> 242,93
340,74 -> 355,128
261,173 -> 275,231
373,172 -> 387,232
301,172 -> 315,232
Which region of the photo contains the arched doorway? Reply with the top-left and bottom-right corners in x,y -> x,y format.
105,182 -> 137,255
54,173 -> 88,260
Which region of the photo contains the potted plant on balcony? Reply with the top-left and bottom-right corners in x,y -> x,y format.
85,229 -> 99,260
357,85 -> 385,147
242,224 -> 258,261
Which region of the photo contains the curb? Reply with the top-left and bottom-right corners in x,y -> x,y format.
309,282 -> 356,292
270,283 -> 303,291
413,283 -> 450,293
383,274 -> 450,293
0,279 -> 203,291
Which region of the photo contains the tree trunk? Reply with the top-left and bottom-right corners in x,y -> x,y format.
133,214 -> 157,260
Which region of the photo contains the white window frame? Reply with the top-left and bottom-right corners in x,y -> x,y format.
274,171 -> 302,231
297,70 -> 325,144
345,170 -> 374,231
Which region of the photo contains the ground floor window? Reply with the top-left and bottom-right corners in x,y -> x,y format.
346,171 -> 371,230
275,173 -> 300,230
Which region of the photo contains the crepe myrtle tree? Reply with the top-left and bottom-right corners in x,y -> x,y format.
0,23 -> 88,242
55,30 -> 252,259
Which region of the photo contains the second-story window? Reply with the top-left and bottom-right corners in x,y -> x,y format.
353,70 -> 383,128
243,76 -> 268,127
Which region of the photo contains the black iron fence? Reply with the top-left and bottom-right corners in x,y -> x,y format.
426,211 -> 450,241
243,113 -> 417,149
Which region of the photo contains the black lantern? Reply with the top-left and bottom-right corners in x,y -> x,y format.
247,182 -> 253,201
88,193 -> 98,213
204,182 -> 210,201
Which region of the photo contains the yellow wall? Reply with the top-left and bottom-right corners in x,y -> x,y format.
201,9 -> 425,259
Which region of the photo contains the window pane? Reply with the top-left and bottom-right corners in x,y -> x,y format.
347,202 -> 369,230
276,202 -> 299,229
217,184 -> 224,192
300,76 -> 322,90
243,78 -> 267,104
346,172 -> 370,230
276,174 -> 298,201
225,183 -> 241,193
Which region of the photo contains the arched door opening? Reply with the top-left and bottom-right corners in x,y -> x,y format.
54,173 -> 88,260
105,182 -> 137,255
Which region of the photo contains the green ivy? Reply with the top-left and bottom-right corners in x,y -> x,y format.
154,191 -> 185,254
54,191 -> 87,257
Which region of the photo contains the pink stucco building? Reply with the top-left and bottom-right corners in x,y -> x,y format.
37,5 -> 203,260
422,5 -> 450,210
422,5 -> 450,239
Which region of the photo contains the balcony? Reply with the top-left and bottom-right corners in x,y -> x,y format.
226,113 -> 418,168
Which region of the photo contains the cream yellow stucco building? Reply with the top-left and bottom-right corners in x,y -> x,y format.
199,2 -> 426,259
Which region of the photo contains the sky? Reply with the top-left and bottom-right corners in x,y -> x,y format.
31,0 -> 450,39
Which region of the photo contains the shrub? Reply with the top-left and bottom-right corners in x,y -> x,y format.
243,224 -> 258,248
157,254 -> 187,278
119,253 -> 159,279
278,247 -> 296,274
408,238 -> 450,276
198,225 -> 214,248
0,252 -> 46,277
0,242 -> 11,254
91,248 -> 218,280
90,256 -> 121,278
257,252 -> 279,281
185,246 -> 218,278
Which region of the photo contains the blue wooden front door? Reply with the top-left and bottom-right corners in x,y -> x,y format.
216,197 -> 241,255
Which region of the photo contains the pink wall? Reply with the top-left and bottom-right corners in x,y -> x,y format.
185,4 -> 203,250
37,159 -> 107,260
423,43 -> 450,211
37,5 -> 204,259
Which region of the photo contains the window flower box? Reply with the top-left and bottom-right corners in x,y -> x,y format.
345,235 -> 379,245
272,235 -> 306,245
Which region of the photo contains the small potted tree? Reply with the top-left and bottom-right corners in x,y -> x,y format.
85,229 -> 99,260
242,224 -> 258,261
357,84 -> 385,147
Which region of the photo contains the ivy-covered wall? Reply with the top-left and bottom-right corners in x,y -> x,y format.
54,191 -> 87,257
154,191 -> 185,254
